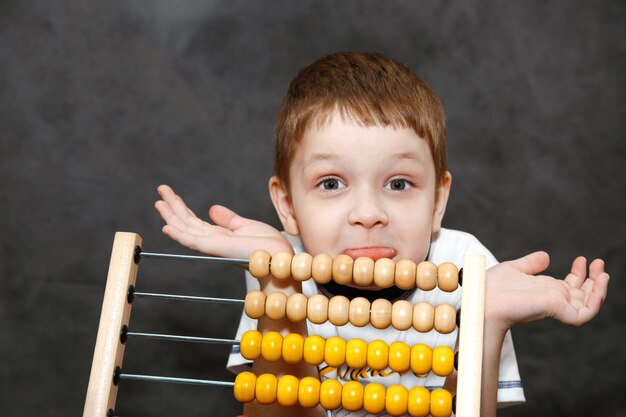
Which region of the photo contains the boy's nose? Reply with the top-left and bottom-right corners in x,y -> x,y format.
347,191 -> 388,229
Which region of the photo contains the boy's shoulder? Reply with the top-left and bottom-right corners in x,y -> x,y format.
429,228 -> 498,268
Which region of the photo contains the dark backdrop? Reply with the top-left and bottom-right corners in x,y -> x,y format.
1,1 -> 624,416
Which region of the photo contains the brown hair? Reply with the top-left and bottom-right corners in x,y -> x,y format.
274,51 -> 447,190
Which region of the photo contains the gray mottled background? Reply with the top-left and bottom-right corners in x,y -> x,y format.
1,1 -> 624,416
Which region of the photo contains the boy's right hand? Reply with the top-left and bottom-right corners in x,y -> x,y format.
154,185 -> 293,260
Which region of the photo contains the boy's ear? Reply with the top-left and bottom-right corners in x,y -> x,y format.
269,176 -> 300,235
431,171 -> 452,234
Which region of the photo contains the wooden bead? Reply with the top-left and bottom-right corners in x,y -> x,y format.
307,294 -> 329,325
286,293 -> 308,322
391,300 -> 413,330
434,304 -> 457,334
374,258 -> 395,288
332,254 -> 354,284
385,384 -> 409,417
239,330 -> 262,360
410,344 -> 432,375
233,371 -> 256,403
282,333 -> 304,365
345,338 -> 367,369
395,259 -> 417,290
432,346 -> 455,377
430,388 -> 453,417
367,339 -> 389,370
388,341 -> 411,373
298,376 -> 321,408
320,379 -> 342,410
249,250 -> 270,279
311,253 -> 333,284
341,381 -> 364,412
270,251 -> 293,280
349,297 -> 371,327
261,331 -> 283,362
363,382 -> 386,414
412,302 -> 434,333
255,373 -> 277,405
408,386 -> 430,417
291,252 -> 313,281
265,291 -> 287,320
437,262 -> 459,292
324,336 -> 346,368
276,374 -> 299,407
370,298 -> 392,329
416,261 -> 437,291
353,257 -> 375,286
328,295 -> 350,326
303,335 -> 325,365
244,290 -> 266,319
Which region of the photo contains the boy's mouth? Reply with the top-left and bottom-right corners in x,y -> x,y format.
342,247 -> 397,261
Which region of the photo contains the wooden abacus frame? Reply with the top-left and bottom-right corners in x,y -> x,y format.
83,232 -> 486,417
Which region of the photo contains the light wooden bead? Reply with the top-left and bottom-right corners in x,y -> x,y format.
324,336 -> 346,368
265,291 -> 287,320
244,290 -> 266,319
410,344 -> 432,375
353,257 -> 375,286
416,261 -> 437,291
345,338 -> 367,369
367,339 -> 389,370
341,381 -> 364,412
412,302 -> 434,333
430,388 -> 453,417
239,330 -> 262,360
328,295 -> 350,326
311,253 -> 333,284
374,258 -> 395,288
261,331 -> 283,362
395,259 -> 417,290
370,298 -> 392,329
286,293 -> 308,322
437,262 -> 459,292
363,382 -> 386,414
434,303 -> 457,334
270,251 -> 293,280
332,254 -> 354,284
349,297 -> 371,327
249,250 -> 270,279
385,384 -> 409,417
298,376 -> 321,408
388,341 -> 411,373
320,379 -> 342,410
307,294 -> 329,325
303,335 -> 325,365
408,386 -> 430,417
282,333 -> 304,365
391,300 -> 413,330
277,374 -> 299,407
291,252 -> 313,281
233,371 -> 256,403
255,373 -> 277,405
431,346 -> 455,377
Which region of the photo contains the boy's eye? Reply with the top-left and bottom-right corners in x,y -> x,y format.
386,178 -> 412,191
318,178 -> 345,190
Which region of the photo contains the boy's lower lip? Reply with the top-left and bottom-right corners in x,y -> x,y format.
342,247 -> 397,261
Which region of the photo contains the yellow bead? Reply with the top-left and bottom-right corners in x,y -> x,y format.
324,336 -> 347,368
249,250 -> 270,279
239,330 -> 262,360
261,331 -> 283,362
298,376 -> 321,408
233,371 -> 256,403
255,373 -> 277,405
385,384 -> 408,416
320,379 -> 342,410
341,381 -> 364,412
431,346 -> 455,377
410,344 -> 432,375
303,335 -> 325,365
345,338 -> 368,369
276,374 -> 299,406
282,333 -> 304,365
407,386 -> 430,417
363,382 -> 386,414
367,339 -> 389,371
430,388 -> 452,417
388,341 -> 410,373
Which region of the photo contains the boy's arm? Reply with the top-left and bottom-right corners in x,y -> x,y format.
480,252 -> 610,417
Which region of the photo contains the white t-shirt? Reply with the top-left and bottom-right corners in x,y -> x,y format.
227,228 -> 525,414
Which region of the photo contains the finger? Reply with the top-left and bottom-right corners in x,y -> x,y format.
209,205 -> 250,232
506,251 -> 550,276
578,271 -> 610,325
564,256 -> 587,288
161,224 -> 201,252
159,185 -> 200,222
589,259 -> 605,278
155,200 -> 189,231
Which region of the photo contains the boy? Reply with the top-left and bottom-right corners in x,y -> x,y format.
154,52 -> 609,417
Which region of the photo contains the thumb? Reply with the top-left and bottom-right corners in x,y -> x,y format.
504,251 -> 550,276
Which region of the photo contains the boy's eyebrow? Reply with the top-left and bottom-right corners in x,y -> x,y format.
305,151 -> 425,168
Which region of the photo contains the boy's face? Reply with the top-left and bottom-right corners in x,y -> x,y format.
271,111 -> 450,281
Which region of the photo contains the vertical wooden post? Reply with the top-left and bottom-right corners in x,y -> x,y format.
83,232 -> 142,417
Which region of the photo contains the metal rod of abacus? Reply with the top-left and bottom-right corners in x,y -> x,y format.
126,331 -> 240,345
118,372 -> 234,387
132,291 -> 244,305
139,251 -> 249,266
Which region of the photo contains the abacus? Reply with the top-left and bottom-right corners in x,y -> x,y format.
83,232 -> 485,417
